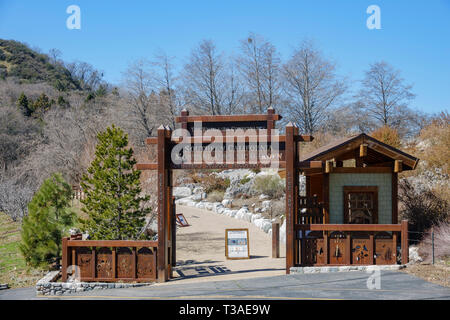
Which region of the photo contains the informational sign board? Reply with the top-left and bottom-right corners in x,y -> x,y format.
225,228 -> 250,259
176,213 -> 190,227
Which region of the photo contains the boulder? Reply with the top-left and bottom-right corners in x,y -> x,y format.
253,218 -> 272,233
222,199 -> 233,207
192,193 -> 203,201
262,200 -> 271,208
235,207 -> 252,222
251,213 -> 262,223
173,187 -> 192,199
192,186 -> 205,194
409,246 -> 423,263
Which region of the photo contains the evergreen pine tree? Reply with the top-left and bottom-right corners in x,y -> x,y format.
16,92 -> 33,117
80,125 -> 150,240
19,173 -> 76,268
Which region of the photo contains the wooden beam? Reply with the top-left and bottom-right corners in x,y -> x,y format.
285,123 -> 299,274
401,220 -> 409,264
392,172 -> 398,224
157,125 -> 169,283
61,237 -> 68,282
175,113 -> 282,123
67,240 -> 159,247
360,143 -> 368,157
332,167 -> 392,173
325,160 -> 333,173
294,224 -> 403,232
297,160 -> 322,169
136,163 -> 158,170
272,222 -> 280,258
147,134 -> 313,145
394,160 -> 403,173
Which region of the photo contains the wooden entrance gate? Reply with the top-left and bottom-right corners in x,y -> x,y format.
137,108 -> 319,282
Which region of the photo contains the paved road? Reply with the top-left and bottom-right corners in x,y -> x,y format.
1,271 -> 449,300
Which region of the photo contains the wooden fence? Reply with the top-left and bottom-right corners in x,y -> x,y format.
294,220 -> 409,266
61,238 -> 158,282
71,185 -> 85,200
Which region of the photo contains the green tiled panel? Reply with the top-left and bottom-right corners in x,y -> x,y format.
329,173 -> 392,224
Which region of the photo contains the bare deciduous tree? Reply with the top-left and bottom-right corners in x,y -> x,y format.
122,59 -> 159,141
152,52 -> 180,128
237,33 -> 280,113
181,40 -> 230,115
356,61 -> 415,129
66,61 -> 104,91
282,40 -> 346,134
0,106 -> 39,172
0,177 -> 34,221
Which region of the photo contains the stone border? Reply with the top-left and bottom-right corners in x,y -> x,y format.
290,264 -> 406,274
175,196 -> 287,243
36,271 -> 153,296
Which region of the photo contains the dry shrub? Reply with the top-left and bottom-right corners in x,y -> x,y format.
399,178 -> 449,237
418,222 -> 450,263
207,190 -> 224,202
263,199 -> 285,220
253,174 -> 285,199
299,131 -> 343,155
416,111 -> 450,175
370,125 -> 401,148
189,173 -> 230,193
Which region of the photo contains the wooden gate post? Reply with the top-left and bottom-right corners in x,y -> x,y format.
272,222 -> 280,258
285,122 -> 299,273
401,220 -> 409,264
157,125 -> 171,282
171,196 -> 176,267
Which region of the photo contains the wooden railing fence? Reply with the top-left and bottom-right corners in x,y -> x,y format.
294,220 -> 409,266
61,239 -> 158,282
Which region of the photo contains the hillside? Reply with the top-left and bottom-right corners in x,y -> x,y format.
0,39 -> 80,91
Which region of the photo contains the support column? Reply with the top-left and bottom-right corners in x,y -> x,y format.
171,196 -> 176,268
285,122 -> 299,273
401,220 -> 409,264
157,125 -> 171,282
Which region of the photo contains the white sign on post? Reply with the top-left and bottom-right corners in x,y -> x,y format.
225,229 -> 250,259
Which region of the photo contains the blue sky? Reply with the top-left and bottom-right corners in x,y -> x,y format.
0,0 -> 449,114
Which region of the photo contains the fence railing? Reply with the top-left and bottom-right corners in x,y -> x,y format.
293,220 -> 409,266
61,238 -> 158,282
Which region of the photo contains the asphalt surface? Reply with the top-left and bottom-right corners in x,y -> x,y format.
1,271 -> 449,300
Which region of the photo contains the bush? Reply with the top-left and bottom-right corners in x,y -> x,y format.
19,173 -> 76,268
399,178 -> 449,237
253,174 -> 285,198
191,174 -> 230,193
370,125 -> 401,148
240,175 -> 251,185
418,222 -> 450,263
416,111 -> 450,175
207,190 -> 224,202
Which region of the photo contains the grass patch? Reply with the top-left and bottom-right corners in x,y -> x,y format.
0,212 -> 46,288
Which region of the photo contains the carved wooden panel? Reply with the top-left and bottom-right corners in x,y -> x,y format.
96,247 -> 113,279
375,237 -> 395,265
117,247 -> 134,278
76,247 -> 93,278
137,247 -> 155,279
303,239 -> 317,265
329,232 -> 346,265
315,238 -> 326,265
352,238 -> 371,265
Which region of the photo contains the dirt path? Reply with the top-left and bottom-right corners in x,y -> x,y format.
168,204 -> 286,284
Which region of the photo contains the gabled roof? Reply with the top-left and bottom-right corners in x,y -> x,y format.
300,133 -> 419,170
